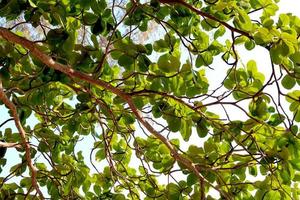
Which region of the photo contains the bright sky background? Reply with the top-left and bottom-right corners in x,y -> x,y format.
0,0 -> 300,198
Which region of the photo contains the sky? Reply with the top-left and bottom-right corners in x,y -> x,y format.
0,0 -> 300,198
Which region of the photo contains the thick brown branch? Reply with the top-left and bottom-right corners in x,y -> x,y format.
0,27 -> 232,199
0,81 -> 44,199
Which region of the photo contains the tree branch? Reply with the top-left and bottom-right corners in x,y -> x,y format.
0,80 -> 44,199
159,0 -> 253,39
0,141 -> 22,149
0,118 -> 14,128
0,27 -> 231,199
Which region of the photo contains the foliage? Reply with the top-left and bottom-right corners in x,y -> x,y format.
0,0 -> 300,199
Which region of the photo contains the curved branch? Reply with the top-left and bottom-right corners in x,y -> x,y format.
0,81 -> 44,199
0,118 -> 14,128
0,141 -> 22,149
159,0 -> 253,39
0,27 -> 232,199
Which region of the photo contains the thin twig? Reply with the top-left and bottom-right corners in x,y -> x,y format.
159,0 -> 253,39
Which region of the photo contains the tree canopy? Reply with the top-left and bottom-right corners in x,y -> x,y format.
0,0 -> 300,199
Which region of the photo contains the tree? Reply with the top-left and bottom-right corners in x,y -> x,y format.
0,0 -> 300,199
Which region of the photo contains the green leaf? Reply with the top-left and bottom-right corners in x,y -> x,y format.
123,113 -> 135,124
118,54 -> 134,68
249,166 -> 257,176
253,27 -> 273,45
180,119 -> 192,141
138,54 -> 151,72
77,93 -> 90,103
194,31 -> 209,50
91,17 -> 106,35
214,26 -> 226,39
62,32 -> 76,53
20,177 -> 32,189
91,0 -> 107,15
196,119 -> 209,138
82,180 -> 91,193
91,34 -> 99,49
167,117 -> 181,132
47,28 -> 69,47
290,159 -> 300,171
187,173 -> 198,186
152,105 -> 162,118
262,18 -> 274,28
281,74 -> 296,89
249,97 -> 269,120
278,14 -> 290,27
196,51 -> 213,67
245,39 -> 255,50
157,54 -> 180,73
0,66 -> 10,80
186,86 -> 200,97
83,12 -> 99,25
293,173 -> 300,181
114,194 -> 126,200
264,190 -> 281,199
267,114 -> 285,126
233,9 -> 252,31
166,183 -> 181,199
